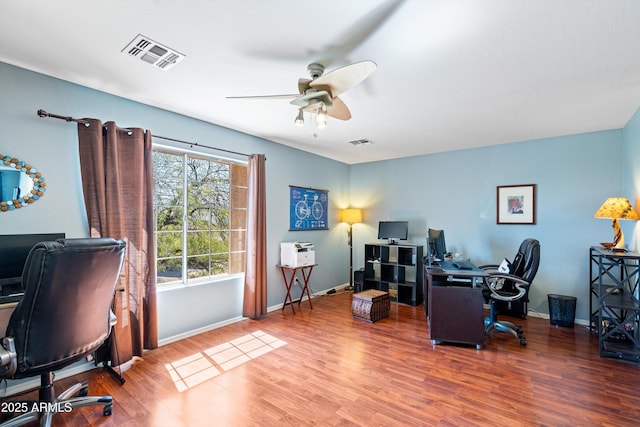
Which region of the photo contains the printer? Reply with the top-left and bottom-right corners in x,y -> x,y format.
280,242 -> 315,267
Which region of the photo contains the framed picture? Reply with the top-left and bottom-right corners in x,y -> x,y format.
497,184 -> 536,224
289,185 -> 329,231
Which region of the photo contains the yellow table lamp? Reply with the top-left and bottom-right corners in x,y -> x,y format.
593,197 -> 639,250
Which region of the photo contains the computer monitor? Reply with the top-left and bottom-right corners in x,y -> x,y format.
377,221 -> 408,244
0,233 -> 65,291
427,229 -> 446,263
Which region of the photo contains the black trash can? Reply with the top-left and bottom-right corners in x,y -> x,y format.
548,294 -> 577,327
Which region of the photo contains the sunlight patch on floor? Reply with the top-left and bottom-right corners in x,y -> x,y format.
165,330 -> 287,392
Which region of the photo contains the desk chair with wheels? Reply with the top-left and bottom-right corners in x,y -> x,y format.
0,238 -> 126,427
480,238 -> 540,346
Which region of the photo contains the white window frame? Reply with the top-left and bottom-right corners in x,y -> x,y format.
152,143 -> 247,287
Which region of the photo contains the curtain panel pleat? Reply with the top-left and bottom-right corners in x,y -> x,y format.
77,120 -> 158,365
243,154 -> 267,319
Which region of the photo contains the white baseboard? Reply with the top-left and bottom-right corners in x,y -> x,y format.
158,315 -> 247,347
512,309 -> 588,327
157,285 -> 349,347
157,288 -> 592,353
1,358 -> 136,398
2,360 -> 94,398
313,283 -> 350,296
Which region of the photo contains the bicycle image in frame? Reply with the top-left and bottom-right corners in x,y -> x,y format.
289,186 -> 329,230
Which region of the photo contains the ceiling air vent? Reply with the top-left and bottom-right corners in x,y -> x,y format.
348,139 -> 374,146
122,34 -> 185,70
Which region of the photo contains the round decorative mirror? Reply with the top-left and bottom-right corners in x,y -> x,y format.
0,154 -> 47,212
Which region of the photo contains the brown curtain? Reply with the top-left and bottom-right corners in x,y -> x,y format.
77,119 -> 158,365
243,154 -> 267,319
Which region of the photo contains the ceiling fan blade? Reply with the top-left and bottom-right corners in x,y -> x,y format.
328,97 -> 351,121
310,60 -> 376,97
314,0 -> 405,67
241,1 -> 404,68
226,94 -> 298,100
298,78 -> 312,94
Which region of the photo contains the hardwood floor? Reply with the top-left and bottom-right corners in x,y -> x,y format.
3,291 -> 640,426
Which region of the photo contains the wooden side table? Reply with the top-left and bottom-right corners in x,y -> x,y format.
276,264 -> 316,313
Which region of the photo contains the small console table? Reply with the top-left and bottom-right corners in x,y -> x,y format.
276,264 -> 316,314
425,262 -> 488,349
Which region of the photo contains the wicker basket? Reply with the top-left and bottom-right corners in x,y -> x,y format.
352,289 -> 390,323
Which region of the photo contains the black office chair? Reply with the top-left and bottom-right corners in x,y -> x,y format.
480,238 -> 540,346
0,238 -> 126,427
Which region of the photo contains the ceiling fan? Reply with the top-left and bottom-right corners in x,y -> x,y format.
227,60 -> 376,128
226,1 -> 403,129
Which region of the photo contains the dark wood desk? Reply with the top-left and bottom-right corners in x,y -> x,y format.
276,264 -> 316,313
425,263 -> 488,349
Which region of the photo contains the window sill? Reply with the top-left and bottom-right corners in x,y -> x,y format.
157,273 -> 245,293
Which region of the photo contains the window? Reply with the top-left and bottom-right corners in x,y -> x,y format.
153,148 -> 247,286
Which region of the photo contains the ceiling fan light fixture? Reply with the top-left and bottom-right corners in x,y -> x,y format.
316,104 -> 328,129
230,60 -> 375,128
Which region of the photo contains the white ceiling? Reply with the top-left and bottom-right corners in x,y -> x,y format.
1,0 -> 639,164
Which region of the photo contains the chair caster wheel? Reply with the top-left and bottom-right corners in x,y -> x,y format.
79,386 -> 89,397
520,338 -> 527,346
103,404 -> 112,416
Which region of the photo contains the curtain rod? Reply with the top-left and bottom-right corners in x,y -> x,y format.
151,134 -> 250,158
38,109 -> 132,135
37,109 -> 252,158
38,109 -> 90,126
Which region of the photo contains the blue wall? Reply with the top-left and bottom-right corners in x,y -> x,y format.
623,107 -> 640,251
0,62 -> 351,343
2,61 -> 639,339
350,130 -> 624,322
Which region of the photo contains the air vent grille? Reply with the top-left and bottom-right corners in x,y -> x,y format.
122,34 -> 185,70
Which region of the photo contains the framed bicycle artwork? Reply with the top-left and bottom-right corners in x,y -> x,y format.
289,185 -> 329,230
